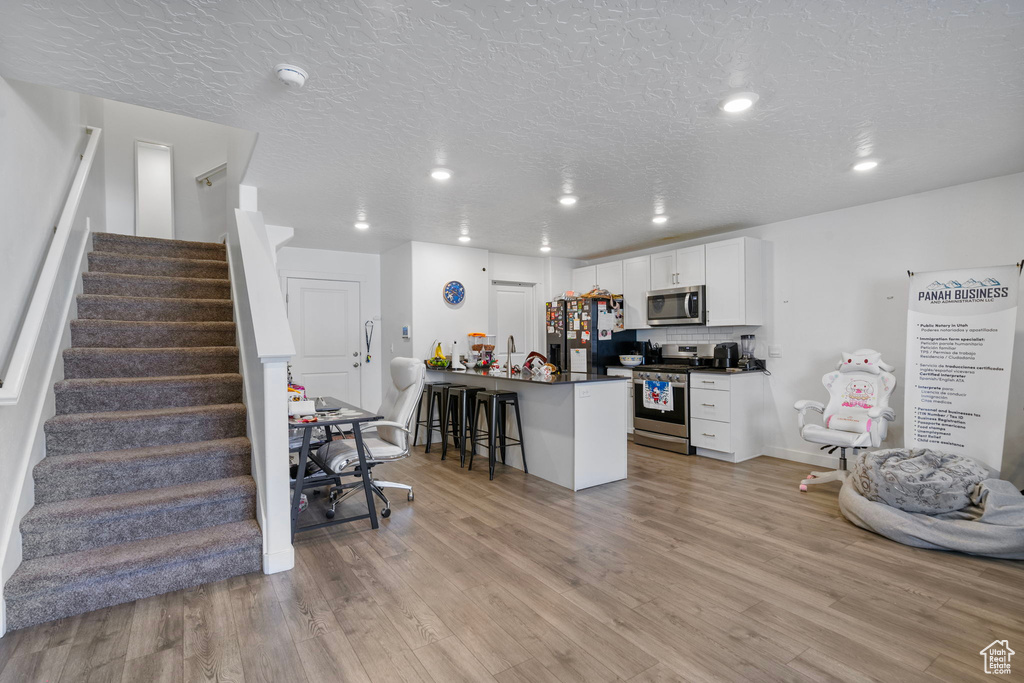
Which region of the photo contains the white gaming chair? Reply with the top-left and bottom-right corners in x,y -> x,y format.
795,349 -> 897,489
320,357 -> 425,518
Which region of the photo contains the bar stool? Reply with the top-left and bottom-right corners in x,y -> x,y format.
425,383 -> 465,453
443,385 -> 485,466
413,382 -> 450,448
469,390 -> 527,480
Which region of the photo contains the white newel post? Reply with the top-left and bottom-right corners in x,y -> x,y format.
260,358 -> 294,573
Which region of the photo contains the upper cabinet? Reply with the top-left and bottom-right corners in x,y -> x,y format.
571,261 -> 623,295
571,265 -> 597,293
622,256 -> 651,329
705,237 -> 763,327
649,246 -> 706,289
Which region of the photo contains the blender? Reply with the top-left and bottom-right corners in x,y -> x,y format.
738,334 -> 758,370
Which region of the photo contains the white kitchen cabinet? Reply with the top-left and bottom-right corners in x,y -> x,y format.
689,371 -> 764,462
596,261 -> 623,294
675,246 -> 706,286
648,246 -> 706,289
705,237 -> 763,327
605,367 -> 634,433
621,256 -> 651,329
571,265 -> 596,294
649,251 -> 676,290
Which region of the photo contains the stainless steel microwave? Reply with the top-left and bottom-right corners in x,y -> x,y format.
646,285 -> 706,326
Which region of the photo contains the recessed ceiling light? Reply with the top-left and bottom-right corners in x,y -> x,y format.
458,235 -> 471,242
853,160 -> 879,172
431,168 -> 452,181
720,92 -> 759,113
559,195 -> 578,206
354,221 -> 369,230
540,245 -> 552,253
652,215 -> 668,224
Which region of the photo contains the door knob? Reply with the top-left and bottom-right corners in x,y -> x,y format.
353,351 -> 359,357
353,362 -> 360,368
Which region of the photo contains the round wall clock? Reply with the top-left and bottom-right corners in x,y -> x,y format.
443,280 -> 466,305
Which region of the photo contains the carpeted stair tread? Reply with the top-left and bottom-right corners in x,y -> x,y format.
89,251 -> 229,279
93,232 -> 226,261
82,271 -> 230,300
54,373 -> 243,414
20,475 -> 256,559
64,346 -> 239,378
33,436 -> 251,503
4,520 -> 261,630
77,294 -> 233,322
45,403 -> 247,455
71,319 -> 236,349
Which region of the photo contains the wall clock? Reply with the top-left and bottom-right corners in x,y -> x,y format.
443,280 -> 465,305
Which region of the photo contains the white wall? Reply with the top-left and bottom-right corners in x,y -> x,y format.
588,173 -> 1024,485
102,100 -> 234,243
411,242 -> 491,360
0,78 -> 91,370
276,246 -> 383,411
381,242 -> 414,371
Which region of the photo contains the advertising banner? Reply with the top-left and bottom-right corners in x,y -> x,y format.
905,265 -> 1020,472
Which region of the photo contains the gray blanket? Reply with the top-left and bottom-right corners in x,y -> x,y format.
850,448 -> 994,514
839,478 -> 1024,560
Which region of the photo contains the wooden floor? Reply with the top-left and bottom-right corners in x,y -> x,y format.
3,441 -> 1024,683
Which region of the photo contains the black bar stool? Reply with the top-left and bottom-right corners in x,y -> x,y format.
443,385 -> 485,466
425,383 -> 465,453
469,390 -> 527,480
413,382 -> 450,448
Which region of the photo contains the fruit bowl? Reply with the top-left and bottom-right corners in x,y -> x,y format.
618,355 -> 644,367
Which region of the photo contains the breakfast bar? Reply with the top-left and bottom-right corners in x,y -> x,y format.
426,368 -> 629,490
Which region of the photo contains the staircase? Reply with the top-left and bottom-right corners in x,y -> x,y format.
3,232 -> 261,632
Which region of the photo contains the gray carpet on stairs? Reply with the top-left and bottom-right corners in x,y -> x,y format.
4,233 -> 262,632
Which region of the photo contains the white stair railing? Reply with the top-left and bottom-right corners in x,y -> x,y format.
225,208 -> 295,574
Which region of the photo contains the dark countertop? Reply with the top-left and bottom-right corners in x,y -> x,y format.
427,366 -> 628,385
605,365 -> 767,376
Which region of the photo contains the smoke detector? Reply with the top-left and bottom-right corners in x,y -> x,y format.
275,64 -> 308,88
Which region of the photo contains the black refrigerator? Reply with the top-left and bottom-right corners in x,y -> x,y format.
545,296 -> 637,374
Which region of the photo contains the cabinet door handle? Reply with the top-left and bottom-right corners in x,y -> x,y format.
701,380 -> 714,384
702,433 -> 716,437
701,403 -> 715,407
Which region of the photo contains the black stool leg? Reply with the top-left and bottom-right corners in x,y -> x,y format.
488,396 -> 499,480
425,389 -> 438,453
458,391 -> 470,468
468,398 -> 482,471
498,401 -> 507,465
441,394 -> 455,460
513,395 -> 527,474
438,388 -> 451,456
413,389 -> 424,446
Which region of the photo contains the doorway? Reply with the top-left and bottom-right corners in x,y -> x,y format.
135,140 -> 174,239
286,278 -> 362,405
489,281 -> 538,368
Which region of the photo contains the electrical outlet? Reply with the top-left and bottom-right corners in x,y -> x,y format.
578,386 -> 591,398
769,345 -> 783,358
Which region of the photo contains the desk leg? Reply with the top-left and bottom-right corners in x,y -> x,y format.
352,423 -> 379,529
291,428 -> 312,542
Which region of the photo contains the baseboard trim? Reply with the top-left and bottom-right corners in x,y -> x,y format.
761,445 -> 839,469
0,595 -> 6,638
263,546 -> 294,574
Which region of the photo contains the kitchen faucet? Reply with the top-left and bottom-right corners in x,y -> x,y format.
507,335 -> 516,374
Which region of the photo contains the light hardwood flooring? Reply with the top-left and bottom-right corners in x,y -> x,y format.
3,441 -> 1024,682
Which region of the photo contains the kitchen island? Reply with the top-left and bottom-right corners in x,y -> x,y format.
426,367 -> 628,491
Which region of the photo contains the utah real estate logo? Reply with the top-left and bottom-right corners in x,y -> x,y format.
980,640 -> 1014,675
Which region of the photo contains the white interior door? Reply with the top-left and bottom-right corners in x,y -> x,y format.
135,141 -> 174,239
287,278 -> 362,405
490,283 -> 537,367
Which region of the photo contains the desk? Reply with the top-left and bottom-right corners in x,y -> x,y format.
289,398 -> 382,539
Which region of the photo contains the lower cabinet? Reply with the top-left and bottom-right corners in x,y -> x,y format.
605,367 -> 633,434
688,371 -> 764,462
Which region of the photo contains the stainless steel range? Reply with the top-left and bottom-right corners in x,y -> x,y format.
631,346 -> 709,454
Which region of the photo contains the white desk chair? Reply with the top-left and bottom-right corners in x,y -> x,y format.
795,349 -> 897,489
320,357 -> 425,518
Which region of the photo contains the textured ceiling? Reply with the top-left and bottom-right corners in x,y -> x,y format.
1,1 -> 1023,258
